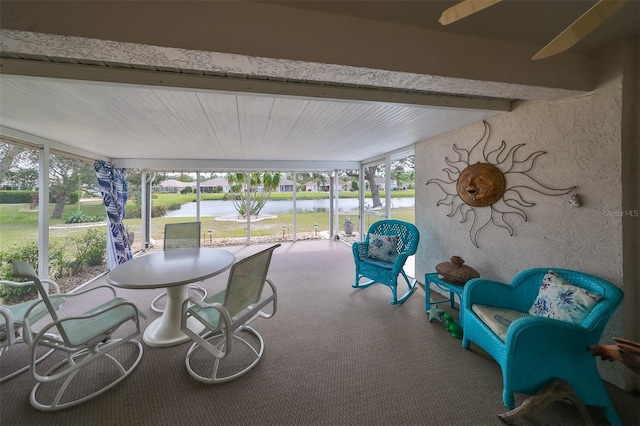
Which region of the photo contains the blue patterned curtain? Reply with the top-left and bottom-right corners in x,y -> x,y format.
94,160 -> 132,269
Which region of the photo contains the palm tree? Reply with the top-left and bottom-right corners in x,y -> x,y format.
226,172 -> 281,216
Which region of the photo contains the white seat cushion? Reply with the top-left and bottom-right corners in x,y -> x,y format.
471,304 -> 529,342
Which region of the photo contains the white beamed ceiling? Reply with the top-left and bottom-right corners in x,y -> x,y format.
0,73 -> 502,171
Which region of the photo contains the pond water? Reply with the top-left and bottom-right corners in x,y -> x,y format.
165,197 -> 415,217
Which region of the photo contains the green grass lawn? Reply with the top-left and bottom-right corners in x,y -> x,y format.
0,199 -> 108,249
151,189 -> 415,207
0,191 -> 415,250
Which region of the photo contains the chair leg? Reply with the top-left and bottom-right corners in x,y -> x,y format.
603,405 -> 622,426
390,273 -> 417,305
503,388 -> 516,410
30,338 -> 143,411
185,327 -> 265,384
352,273 -> 376,289
0,336 -> 57,383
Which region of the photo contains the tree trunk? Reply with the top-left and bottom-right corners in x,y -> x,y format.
51,196 -> 66,219
365,166 -> 382,208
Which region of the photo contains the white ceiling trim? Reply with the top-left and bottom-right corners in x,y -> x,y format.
0,126 -> 112,163
115,158 -> 361,172
0,29 -> 587,100
0,58 -> 512,112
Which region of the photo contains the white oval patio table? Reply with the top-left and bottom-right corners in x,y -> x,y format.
106,247 -> 235,348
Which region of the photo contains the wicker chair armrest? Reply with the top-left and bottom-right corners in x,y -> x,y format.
505,316 -> 593,354
352,241 -> 369,260
390,251 -> 410,272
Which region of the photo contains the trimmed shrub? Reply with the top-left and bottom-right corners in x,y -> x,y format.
59,228 -> 106,276
0,190 -> 36,204
124,205 -> 166,219
0,240 -> 66,304
67,191 -> 81,204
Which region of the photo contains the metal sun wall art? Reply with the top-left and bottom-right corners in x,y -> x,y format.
427,121 -> 576,248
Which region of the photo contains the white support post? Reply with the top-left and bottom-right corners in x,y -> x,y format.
385,155 -> 392,219
329,173 -> 335,239
245,172 -> 251,245
292,171 -> 297,242
196,171 -> 201,222
335,169 -> 340,238
141,171 -> 150,250
359,164 -> 365,239
38,145 -> 50,279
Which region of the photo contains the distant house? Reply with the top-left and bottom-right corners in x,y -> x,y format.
278,178 -> 294,192
200,178 -> 232,193
303,181 -> 320,192
303,181 -> 331,191
303,180 -> 351,192
154,179 -> 195,193
365,177 -> 398,191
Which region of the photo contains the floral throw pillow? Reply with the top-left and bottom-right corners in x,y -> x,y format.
528,270 -> 603,325
367,234 -> 398,263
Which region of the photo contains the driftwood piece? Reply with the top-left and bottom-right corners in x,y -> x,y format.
498,379 -> 593,425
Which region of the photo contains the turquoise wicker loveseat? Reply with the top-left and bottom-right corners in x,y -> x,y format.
461,268 -> 623,425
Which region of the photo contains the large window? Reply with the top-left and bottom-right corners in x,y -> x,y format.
0,143 -> 109,299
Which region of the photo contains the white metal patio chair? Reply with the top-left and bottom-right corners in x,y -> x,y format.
151,221 -> 207,313
181,244 -> 280,383
10,260 -> 144,411
0,277 -> 64,383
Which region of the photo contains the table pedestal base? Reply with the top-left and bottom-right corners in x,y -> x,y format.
143,284 -> 205,347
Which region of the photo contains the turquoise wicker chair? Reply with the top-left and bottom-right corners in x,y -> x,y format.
461,268 -> 623,425
352,220 -> 420,305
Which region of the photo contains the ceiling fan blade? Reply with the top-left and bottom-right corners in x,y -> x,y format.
439,0 -> 504,25
532,0 -> 628,60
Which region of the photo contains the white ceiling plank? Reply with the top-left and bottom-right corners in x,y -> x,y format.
0,73 -> 502,168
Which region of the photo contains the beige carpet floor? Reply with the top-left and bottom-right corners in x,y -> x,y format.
1,241 -> 638,425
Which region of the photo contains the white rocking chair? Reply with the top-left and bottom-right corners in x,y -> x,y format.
10,260 -> 144,411
0,277 -> 63,382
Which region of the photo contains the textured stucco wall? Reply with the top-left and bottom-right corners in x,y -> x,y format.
415,54 -> 627,386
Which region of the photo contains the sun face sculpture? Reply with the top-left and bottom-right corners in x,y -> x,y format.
427,121 -> 575,248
